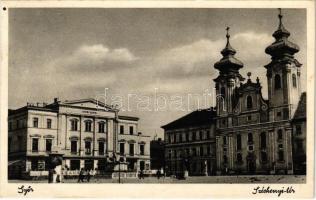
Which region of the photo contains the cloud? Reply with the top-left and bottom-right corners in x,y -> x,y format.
151,39 -> 223,78
74,44 -> 137,64
144,31 -> 272,81
49,44 -> 138,73
232,31 -> 273,62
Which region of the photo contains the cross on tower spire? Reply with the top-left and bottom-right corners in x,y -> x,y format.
278,8 -> 284,29
226,26 -> 230,39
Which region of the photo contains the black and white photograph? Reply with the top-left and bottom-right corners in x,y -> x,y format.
0,1 -> 314,198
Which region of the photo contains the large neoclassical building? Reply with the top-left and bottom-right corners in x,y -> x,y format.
163,10 -> 306,175
8,98 -> 151,178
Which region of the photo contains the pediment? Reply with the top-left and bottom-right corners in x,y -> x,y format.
61,99 -> 115,111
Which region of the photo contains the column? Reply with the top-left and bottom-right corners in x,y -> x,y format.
94,160 -> 98,170
26,160 -> 32,172
93,118 -> 97,156
227,79 -> 234,114
285,128 -> 294,174
228,134 -> 234,171
268,129 -> 275,174
65,159 -> 70,170
107,119 -> 113,154
216,136 -> 221,175
284,67 -> 291,105
79,116 -> 83,156
80,159 -> 85,169
297,68 -> 301,95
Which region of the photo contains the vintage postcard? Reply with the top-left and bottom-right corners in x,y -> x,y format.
0,0 -> 314,198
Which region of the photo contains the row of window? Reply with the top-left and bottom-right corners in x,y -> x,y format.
31,138 -> 52,152
23,118 -> 137,135
70,140 -> 106,155
31,118 -> 52,129
119,143 -> 145,156
167,130 -> 211,144
167,146 -> 212,159
119,125 -> 135,135
70,119 -> 107,133
218,73 -> 298,112
31,138 -> 106,156
223,130 -> 284,151
274,73 -> 297,90
223,149 -> 284,165
30,117 -> 109,133
8,119 -> 27,131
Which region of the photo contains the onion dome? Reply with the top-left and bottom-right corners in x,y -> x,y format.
214,27 -> 244,72
265,9 -> 300,59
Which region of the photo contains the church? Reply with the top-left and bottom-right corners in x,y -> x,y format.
162,9 -> 306,176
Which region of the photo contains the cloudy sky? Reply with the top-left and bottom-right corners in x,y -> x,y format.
9,8 -> 306,138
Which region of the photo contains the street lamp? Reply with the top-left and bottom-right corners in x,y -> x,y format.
111,152 -> 125,184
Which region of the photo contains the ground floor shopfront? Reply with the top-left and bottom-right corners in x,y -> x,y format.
8,155 -> 151,179
166,157 -> 216,176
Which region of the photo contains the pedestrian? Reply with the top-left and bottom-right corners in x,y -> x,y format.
138,171 -> 142,179
86,169 -> 91,182
140,170 -> 145,179
78,168 -> 85,183
156,170 -> 161,179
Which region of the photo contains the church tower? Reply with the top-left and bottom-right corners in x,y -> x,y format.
265,9 -> 302,121
214,27 -> 245,127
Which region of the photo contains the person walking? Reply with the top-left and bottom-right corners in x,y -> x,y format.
78,168 -> 85,183
86,169 -> 91,182
140,170 -> 145,179
156,170 -> 161,179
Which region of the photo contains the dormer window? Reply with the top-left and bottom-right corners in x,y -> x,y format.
246,96 -> 253,109
274,74 -> 282,89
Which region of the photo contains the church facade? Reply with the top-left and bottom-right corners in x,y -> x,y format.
163,10 -> 306,175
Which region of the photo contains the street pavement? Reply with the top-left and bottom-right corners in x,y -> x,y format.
9,175 -> 306,184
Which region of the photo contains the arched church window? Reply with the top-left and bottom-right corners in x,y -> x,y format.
260,132 -> 266,149
237,153 -> 242,163
248,133 -> 253,143
223,136 -> 227,145
237,134 -> 242,150
246,96 -> 253,109
274,74 -> 282,89
292,74 -> 297,88
277,129 -> 283,140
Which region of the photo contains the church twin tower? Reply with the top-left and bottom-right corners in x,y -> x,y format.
214,9 -> 301,122
213,9 -> 304,175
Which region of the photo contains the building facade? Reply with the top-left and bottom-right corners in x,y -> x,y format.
214,10 -> 305,175
162,109 -> 217,176
162,10 -> 306,176
8,98 -> 151,179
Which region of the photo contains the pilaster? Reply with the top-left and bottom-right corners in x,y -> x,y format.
268,129 -> 275,174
